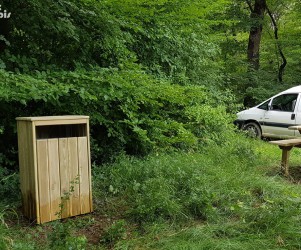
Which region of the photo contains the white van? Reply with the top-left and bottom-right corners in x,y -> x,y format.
235,85 -> 301,139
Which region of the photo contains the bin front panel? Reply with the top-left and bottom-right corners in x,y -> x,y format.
36,136 -> 92,223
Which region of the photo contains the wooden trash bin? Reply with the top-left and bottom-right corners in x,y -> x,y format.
16,116 -> 93,224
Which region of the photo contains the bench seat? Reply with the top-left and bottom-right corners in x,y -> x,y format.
269,138 -> 301,147
269,138 -> 301,176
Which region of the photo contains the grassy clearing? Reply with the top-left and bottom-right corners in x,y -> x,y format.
98,137 -> 301,249
1,135 -> 301,249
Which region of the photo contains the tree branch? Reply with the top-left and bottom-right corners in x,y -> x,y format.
266,6 -> 278,38
266,5 -> 287,83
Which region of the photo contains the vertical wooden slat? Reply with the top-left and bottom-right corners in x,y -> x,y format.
25,122 -> 31,218
59,138 -> 70,218
36,140 -> 51,223
68,138 -> 80,216
17,121 -> 29,217
78,137 -> 91,214
86,120 -> 93,212
31,122 -> 39,222
48,139 -> 61,220
27,122 -> 34,220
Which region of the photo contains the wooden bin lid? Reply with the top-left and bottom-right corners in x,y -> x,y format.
16,116 -> 89,126
16,115 -> 89,121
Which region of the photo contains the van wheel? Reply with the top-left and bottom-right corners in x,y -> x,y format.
243,122 -> 262,138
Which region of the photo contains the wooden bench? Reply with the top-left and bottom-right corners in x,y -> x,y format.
269,138 -> 301,176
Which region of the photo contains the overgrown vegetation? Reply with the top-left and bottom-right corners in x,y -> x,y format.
1,0 -> 301,249
0,67 -> 235,166
1,137 -> 301,249
1,0 -> 301,167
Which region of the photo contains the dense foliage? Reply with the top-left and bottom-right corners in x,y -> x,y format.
0,67 -> 235,168
1,0 -> 301,249
0,0 -> 300,168
0,0 -> 239,169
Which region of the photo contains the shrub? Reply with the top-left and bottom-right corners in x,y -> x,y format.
101,219 -> 127,246
0,167 -> 19,203
0,67 -> 235,168
48,221 -> 87,250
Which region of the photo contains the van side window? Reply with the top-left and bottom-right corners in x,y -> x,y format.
258,99 -> 270,110
271,94 -> 298,112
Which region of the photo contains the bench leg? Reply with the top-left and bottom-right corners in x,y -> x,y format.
279,146 -> 292,176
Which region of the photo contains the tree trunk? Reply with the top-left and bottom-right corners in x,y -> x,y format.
247,0 -> 266,70
0,19 -> 10,53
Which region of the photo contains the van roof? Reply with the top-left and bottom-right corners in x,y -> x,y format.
282,85 -> 301,94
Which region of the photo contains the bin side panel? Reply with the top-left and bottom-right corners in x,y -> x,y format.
17,121 -> 38,221
47,139 -> 61,220
17,121 -> 30,217
36,140 -> 51,223
68,138 -> 80,216
59,138 -> 71,218
78,137 -> 91,214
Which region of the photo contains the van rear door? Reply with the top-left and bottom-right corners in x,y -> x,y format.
293,94 -> 301,137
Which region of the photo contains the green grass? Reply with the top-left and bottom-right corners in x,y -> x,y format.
94,136 -> 301,249
2,135 -> 301,249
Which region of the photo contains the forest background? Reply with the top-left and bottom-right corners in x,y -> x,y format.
0,0 -> 300,166
1,0 -> 301,249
